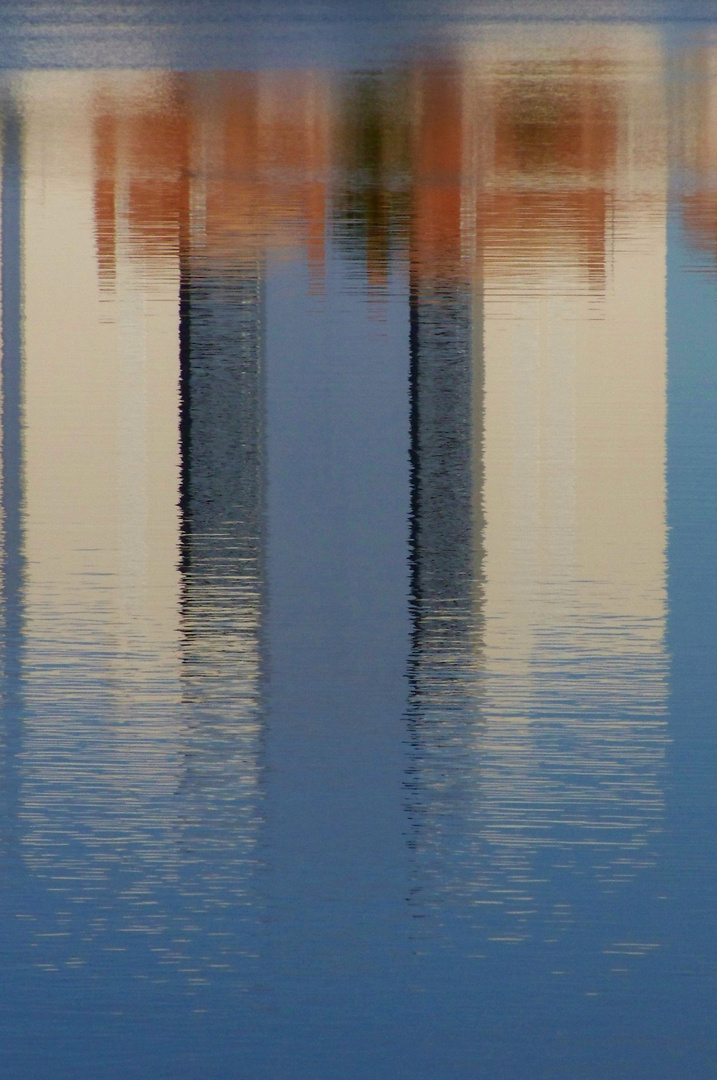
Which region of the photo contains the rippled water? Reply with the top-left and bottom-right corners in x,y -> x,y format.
1,7 -> 717,1079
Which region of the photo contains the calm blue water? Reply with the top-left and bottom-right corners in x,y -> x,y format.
0,7 -> 716,1078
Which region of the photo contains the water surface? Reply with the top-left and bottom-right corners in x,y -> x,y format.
1,12 -> 717,1080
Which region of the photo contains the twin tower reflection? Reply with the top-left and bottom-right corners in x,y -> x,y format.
2,25 -> 706,962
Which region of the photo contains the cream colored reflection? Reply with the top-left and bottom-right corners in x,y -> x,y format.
18,71 -> 182,877
403,29 -> 670,934
13,73 -> 263,974
474,28 -> 669,911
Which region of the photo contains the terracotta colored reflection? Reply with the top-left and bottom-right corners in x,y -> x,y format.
93,73 -> 331,286
90,57 -> 682,296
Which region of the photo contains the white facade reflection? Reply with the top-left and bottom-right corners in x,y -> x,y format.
406,28 -> 669,936
1,72 -> 267,981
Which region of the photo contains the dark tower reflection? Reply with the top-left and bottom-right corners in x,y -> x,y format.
86,69 -> 338,976
404,68 -> 485,904
408,277 -> 479,646
405,276 -> 485,904
402,45 -> 670,946
178,238 -> 267,890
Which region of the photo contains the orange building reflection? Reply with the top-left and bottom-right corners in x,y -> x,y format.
90,60 -> 625,294
93,72 -> 331,286
405,32 -> 669,938
409,57 -> 618,292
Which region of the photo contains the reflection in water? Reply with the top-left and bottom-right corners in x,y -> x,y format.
478,31 -> 669,923
2,24 -> 717,1075
16,71 -> 186,975
405,30 -> 669,936
332,71 -> 411,288
0,39 -> 671,951
405,65 -> 483,907
177,248 -> 266,930
4,72 -> 272,985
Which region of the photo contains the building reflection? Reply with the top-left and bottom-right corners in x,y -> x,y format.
93,76 -> 270,911
405,29 -> 670,934
6,71 -> 187,969
0,35 -> 684,962
403,65 -> 484,895
175,116 -> 266,907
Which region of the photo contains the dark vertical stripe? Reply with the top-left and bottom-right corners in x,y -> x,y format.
178,240 -> 192,576
177,84 -> 192,580
408,259 -> 422,617
472,254 -> 485,609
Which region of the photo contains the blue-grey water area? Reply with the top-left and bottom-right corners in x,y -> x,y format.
1,4 -> 717,1078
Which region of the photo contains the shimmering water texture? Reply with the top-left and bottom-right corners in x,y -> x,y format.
1,22 -> 717,1080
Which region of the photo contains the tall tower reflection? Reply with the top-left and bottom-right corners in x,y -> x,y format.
0,71 -> 310,979
404,66 -> 484,883
0,67 -> 339,980
177,114 -> 266,877
170,70 -> 331,880
14,70 -> 186,946
404,29 -> 670,935
0,50 -> 677,969
91,71 -> 305,942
